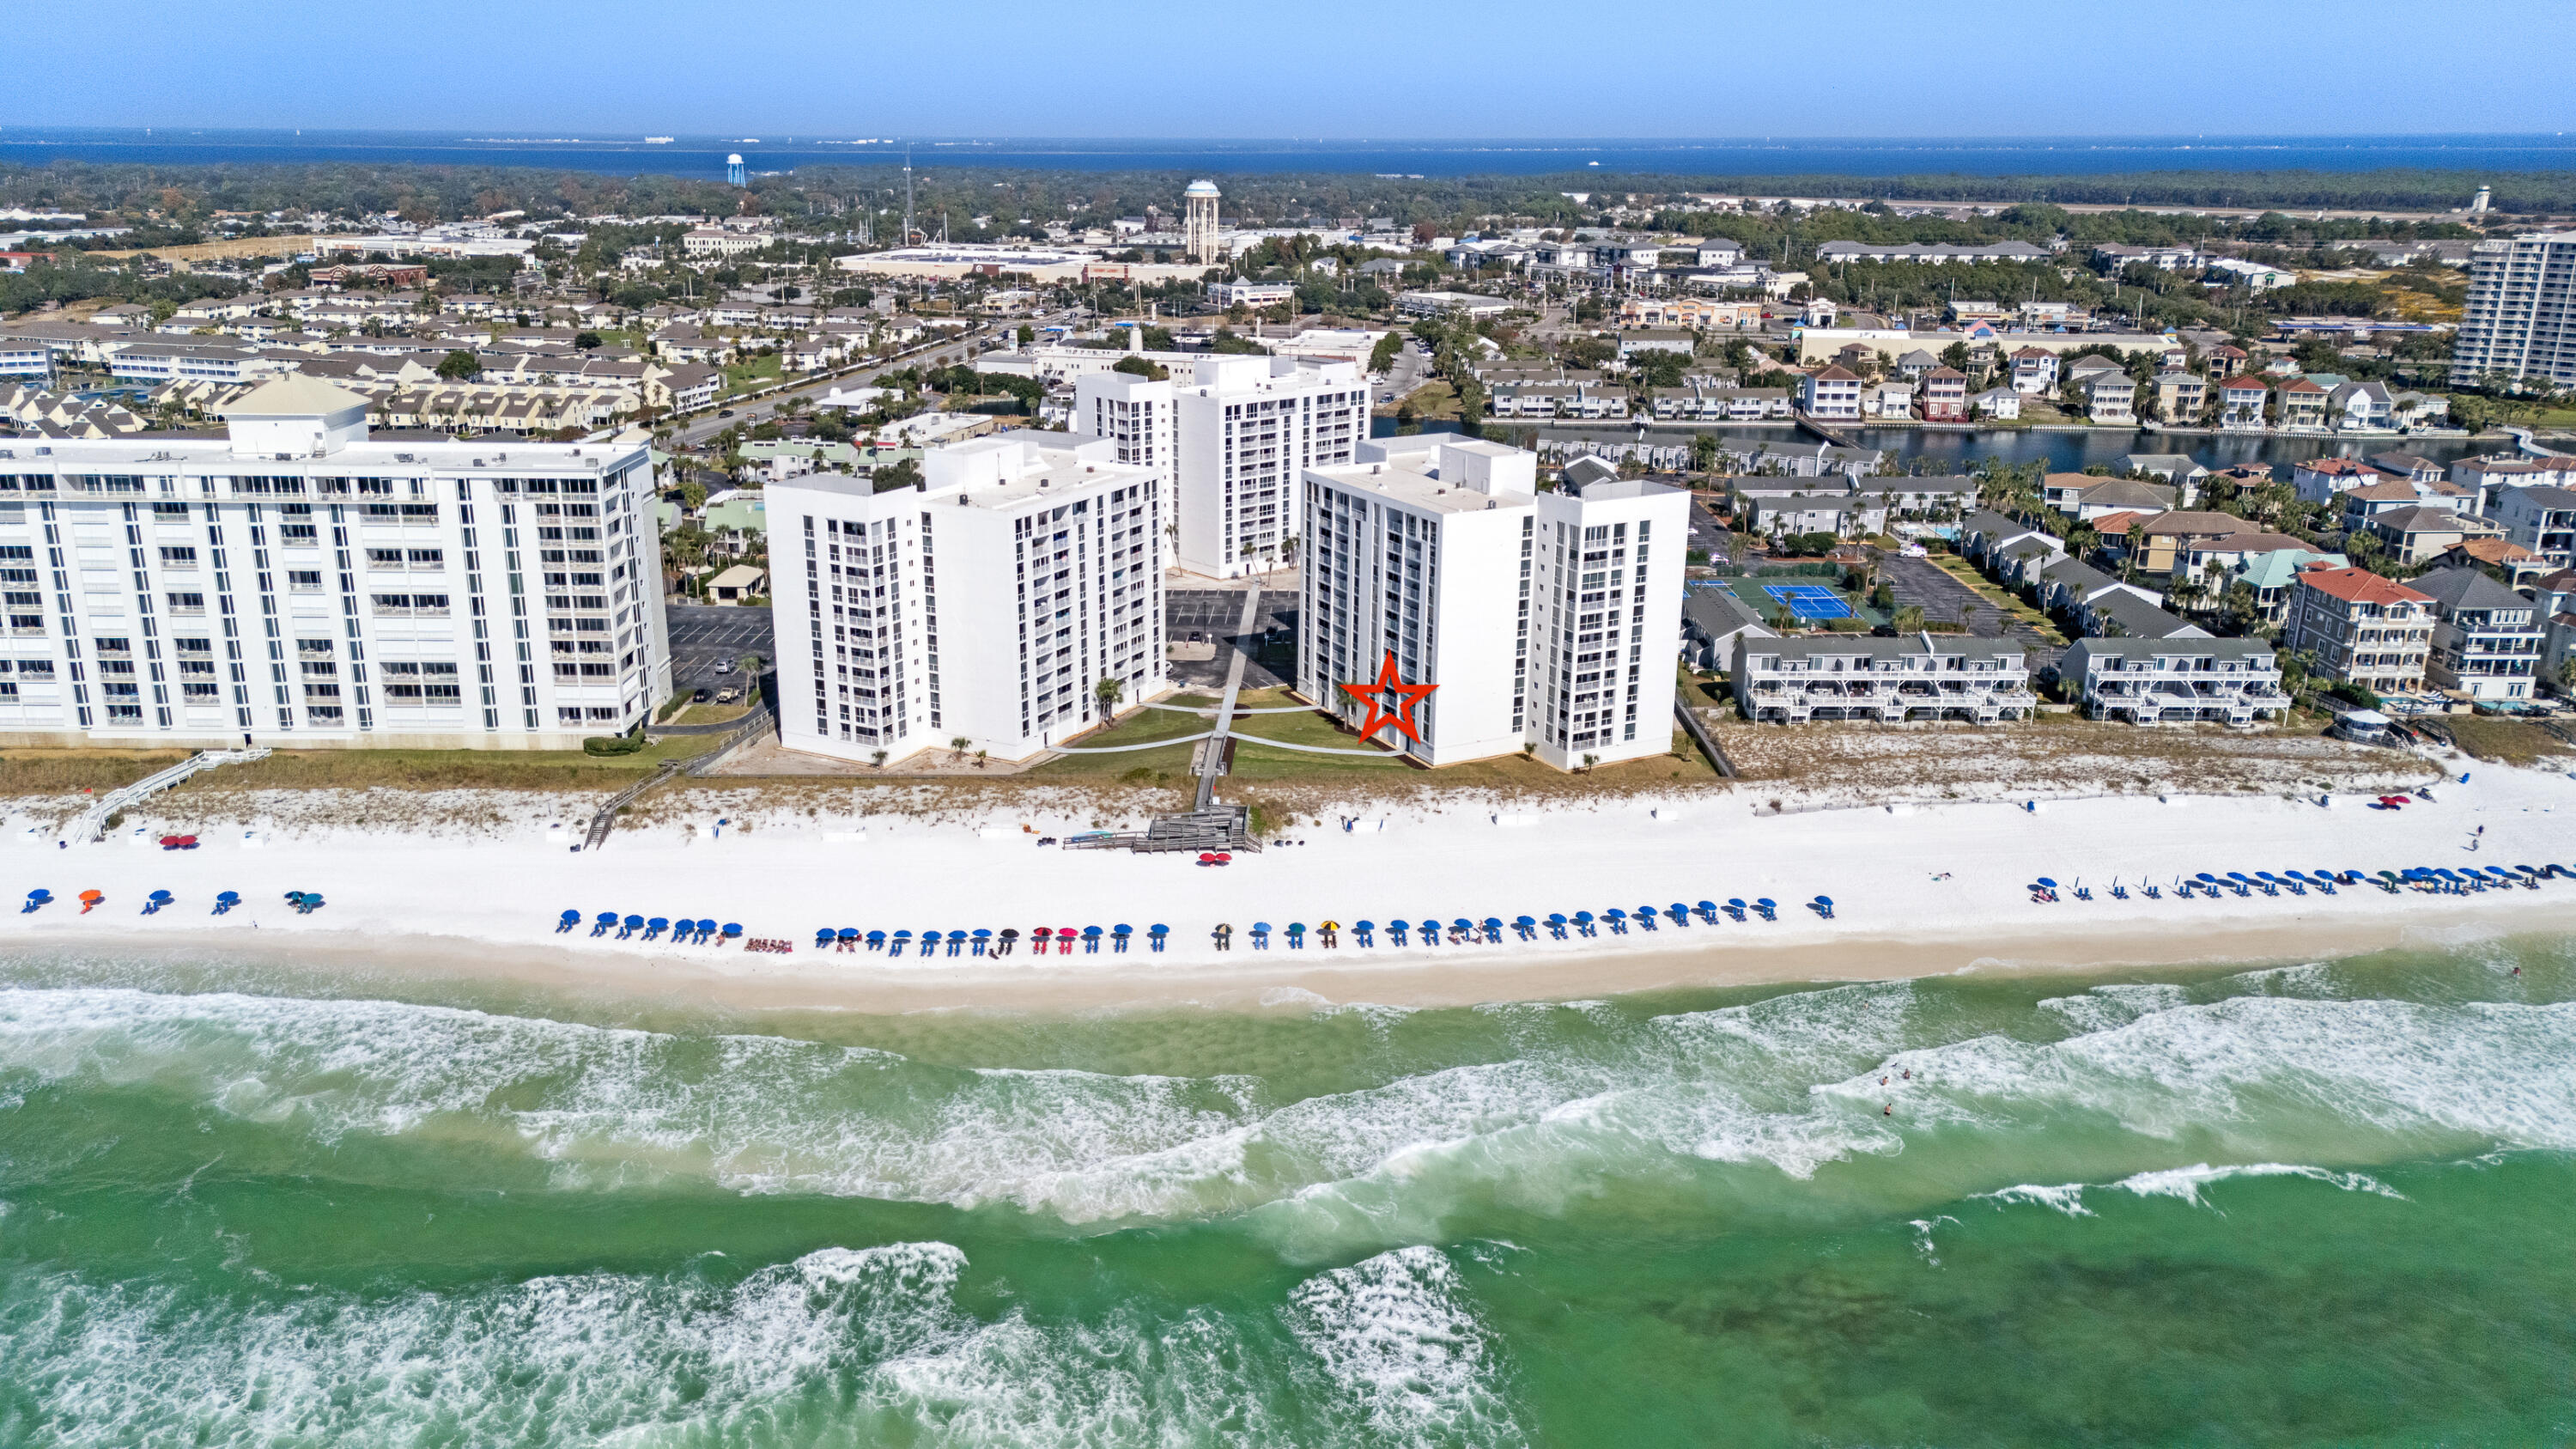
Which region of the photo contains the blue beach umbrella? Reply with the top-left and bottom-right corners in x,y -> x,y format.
218,891 -> 240,905
1150,924 -> 1170,937
839,928 -> 860,941
696,918 -> 717,936
596,910 -> 618,925
1418,918 -> 1440,938
816,928 -> 837,945
559,909 -> 581,926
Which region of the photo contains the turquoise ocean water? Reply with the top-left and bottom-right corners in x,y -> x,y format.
1,938 -> 2571,1446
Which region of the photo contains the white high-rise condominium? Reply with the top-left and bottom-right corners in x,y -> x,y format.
2451,232 -> 2576,387
1073,355 -> 1366,579
769,431 -> 1167,764
0,375 -> 668,747
1298,436 -> 1687,770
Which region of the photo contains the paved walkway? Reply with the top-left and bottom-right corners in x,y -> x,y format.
1194,586 -> 1264,811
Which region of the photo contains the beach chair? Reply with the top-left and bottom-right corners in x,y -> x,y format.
1546,912 -> 1568,941
1353,920 -> 1376,947
1753,898 -> 1777,922
1633,905 -> 1659,931
1482,917 -> 1503,943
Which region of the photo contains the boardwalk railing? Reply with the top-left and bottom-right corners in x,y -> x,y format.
66,748 -> 271,843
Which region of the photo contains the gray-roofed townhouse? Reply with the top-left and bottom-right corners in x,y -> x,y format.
2402,565 -> 2545,701
1732,632 -> 2033,724
2057,636 -> 2287,726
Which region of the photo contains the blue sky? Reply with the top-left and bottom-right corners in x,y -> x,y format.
10,0 -> 2573,137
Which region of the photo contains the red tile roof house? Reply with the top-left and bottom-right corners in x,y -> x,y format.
2283,566 -> 2436,697
2215,376 -> 2271,430
2275,377 -> 2330,432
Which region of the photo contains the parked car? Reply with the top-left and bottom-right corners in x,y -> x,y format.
691,687 -> 713,703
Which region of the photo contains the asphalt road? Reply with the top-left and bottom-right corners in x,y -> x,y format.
664,319 -> 1024,447
665,602 -> 775,693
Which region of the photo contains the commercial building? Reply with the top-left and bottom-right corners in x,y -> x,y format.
1297,436 -> 1686,770
1073,354 -> 1367,579
769,431 -> 1167,765
0,375 -> 669,747
2450,232 -> 2576,387
1732,634 -> 2033,724
2057,636 -> 2287,726
2282,566 -> 2434,697
1207,279 -> 1293,309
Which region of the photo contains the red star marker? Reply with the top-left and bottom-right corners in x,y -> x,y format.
1340,649 -> 1438,744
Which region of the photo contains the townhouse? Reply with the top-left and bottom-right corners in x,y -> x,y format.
1732,633 -> 2034,725
2057,636 -> 2288,726
2283,566 -> 2435,697
2403,565 -> 2545,701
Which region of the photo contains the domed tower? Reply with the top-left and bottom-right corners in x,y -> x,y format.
1182,180 -> 1222,265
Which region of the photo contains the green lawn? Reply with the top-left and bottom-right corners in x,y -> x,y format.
1926,554 -> 2071,643
720,354 -> 784,397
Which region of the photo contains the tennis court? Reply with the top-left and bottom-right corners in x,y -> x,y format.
1760,582 -> 1855,620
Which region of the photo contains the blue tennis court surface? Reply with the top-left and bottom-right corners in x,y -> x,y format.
1761,583 -> 1853,619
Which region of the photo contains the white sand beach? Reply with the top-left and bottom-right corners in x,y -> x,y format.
9,764 -> 2576,1010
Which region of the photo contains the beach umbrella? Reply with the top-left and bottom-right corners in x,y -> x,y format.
1251,922 -> 1270,935
816,928 -> 837,945
623,913 -> 645,931
1419,918 -> 1440,939
1670,903 -> 1691,921
721,922 -> 742,939
837,928 -> 858,941
218,891 -> 240,904
950,929 -> 969,942
1286,923 -> 1305,939
1547,911 -> 1566,925
1755,898 -> 1777,919
696,919 -> 716,937
1696,900 -> 1717,921
1082,925 -> 1103,938
1149,924 -> 1169,937
2036,878 -> 2058,890
978,928 -> 997,940
1452,917 -> 1473,933
149,889 -> 173,902
1573,910 -> 1594,924
1482,916 -> 1503,929
896,928 -> 917,941
867,929 -> 888,946
1355,919 -> 1375,933
1607,908 -> 1627,922
559,909 -> 580,927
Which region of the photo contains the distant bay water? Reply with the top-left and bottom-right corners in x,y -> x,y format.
3,129 -> 2573,180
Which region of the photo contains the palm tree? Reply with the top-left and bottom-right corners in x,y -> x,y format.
1093,676 -> 1126,715
949,735 -> 969,764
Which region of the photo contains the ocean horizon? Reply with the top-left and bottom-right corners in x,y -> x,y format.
3,128 -> 2574,181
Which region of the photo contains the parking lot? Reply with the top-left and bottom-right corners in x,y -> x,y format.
665,603 -> 775,696
1164,588 -> 1299,691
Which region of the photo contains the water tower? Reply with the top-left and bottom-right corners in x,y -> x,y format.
726,153 -> 746,187
1182,180 -> 1222,265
